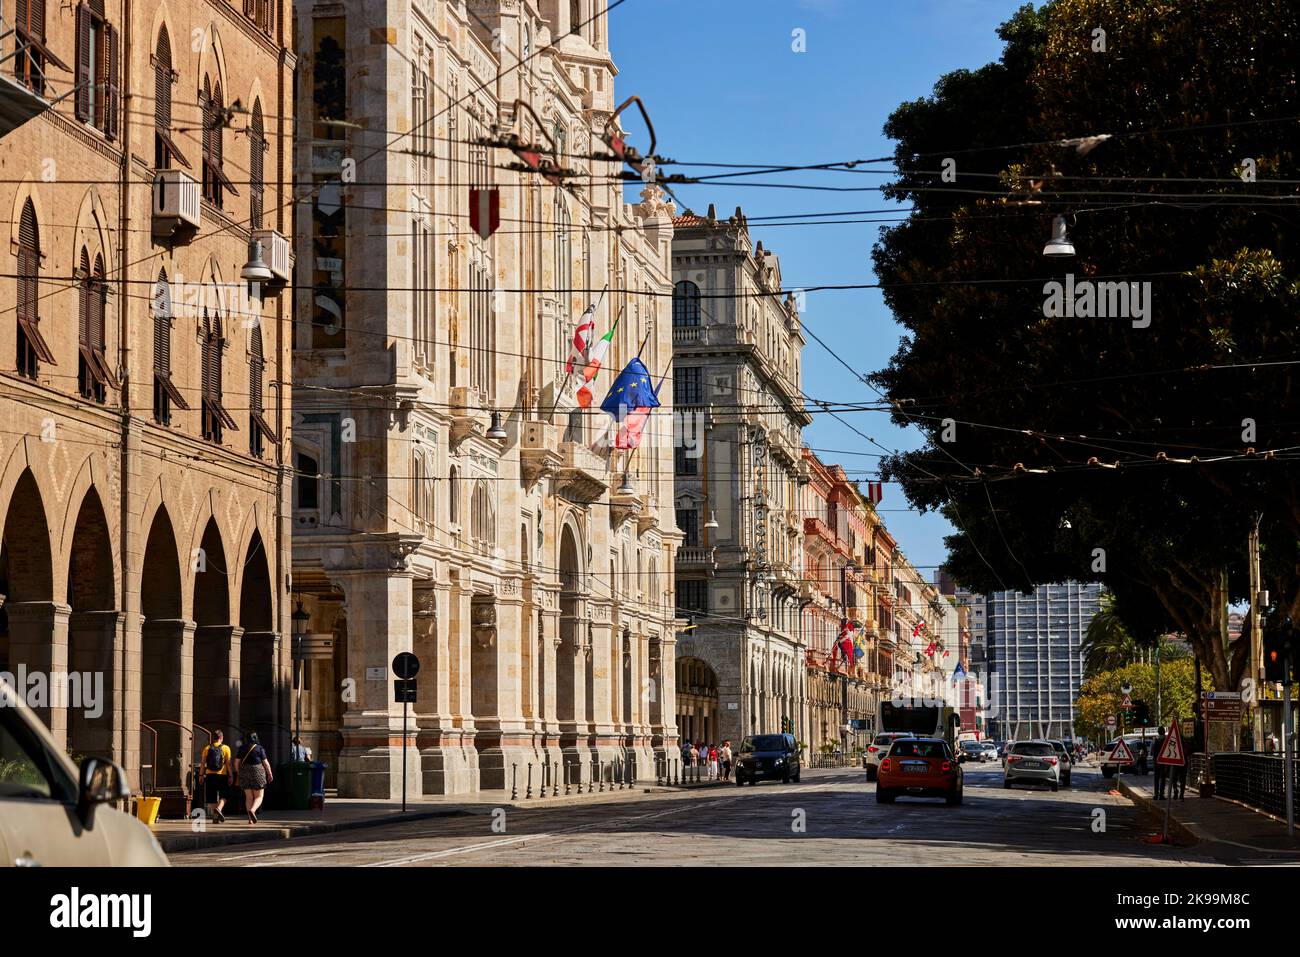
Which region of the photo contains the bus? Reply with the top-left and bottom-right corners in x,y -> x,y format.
877,698 -> 961,750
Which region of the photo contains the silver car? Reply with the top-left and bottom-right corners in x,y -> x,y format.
1003,740 -> 1063,791
0,678 -> 168,866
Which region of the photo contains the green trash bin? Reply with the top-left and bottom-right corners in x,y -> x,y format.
275,761 -> 313,810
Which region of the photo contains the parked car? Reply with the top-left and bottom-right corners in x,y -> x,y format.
864,732 -> 914,781
0,677 -> 168,866
735,733 -> 801,786
1046,739 -> 1074,786
876,737 -> 963,805
1003,740 -> 1062,791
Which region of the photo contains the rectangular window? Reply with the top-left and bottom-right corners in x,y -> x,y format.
677,580 -> 708,614
676,508 -> 699,547
674,446 -> 698,476
674,367 -> 702,406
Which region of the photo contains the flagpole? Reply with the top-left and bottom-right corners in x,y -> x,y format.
616,357 -> 673,479
548,284 -> 609,421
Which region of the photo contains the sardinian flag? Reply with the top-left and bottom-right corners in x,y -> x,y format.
866,481 -> 883,505
565,301 -> 598,377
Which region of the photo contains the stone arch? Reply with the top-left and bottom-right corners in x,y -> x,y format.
8,179 -> 48,257
71,186 -> 113,271
139,504 -> 187,791
237,529 -> 277,748
675,656 -> 718,745
556,521 -> 581,727
65,485 -> 118,759
54,453 -> 119,602
196,22 -> 230,99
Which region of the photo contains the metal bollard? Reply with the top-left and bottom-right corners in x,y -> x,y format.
553,761 -> 560,797
598,761 -> 605,792
526,763 -> 533,799
564,762 -> 571,796
511,763 -> 518,800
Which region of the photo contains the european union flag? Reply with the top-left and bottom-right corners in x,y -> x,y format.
599,357 -> 661,417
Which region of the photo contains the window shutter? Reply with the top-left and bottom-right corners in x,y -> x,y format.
201,77 -> 212,194
153,274 -> 169,374
91,255 -> 105,352
201,312 -> 211,399
213,316 -> 224,402
74,4 -> 90,121
78,251 -> 90,345
104,22 -> 119,141
213,84 -> 224,197
250,103 -> 264,229
251,328 -> 264,414
17,202 -> 37,321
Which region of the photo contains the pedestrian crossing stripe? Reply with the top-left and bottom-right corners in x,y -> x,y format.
1109,738 -> 1135,765
1155,720 -> 1186,766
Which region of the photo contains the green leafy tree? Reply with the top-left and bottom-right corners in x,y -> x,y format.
1075,659 -> 1202,743
871,0 -> 1300,690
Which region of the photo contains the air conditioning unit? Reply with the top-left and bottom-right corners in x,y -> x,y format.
252,228 -> 292,286
152,169 -> 201,241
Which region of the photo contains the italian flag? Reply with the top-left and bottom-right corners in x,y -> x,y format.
565,302 -> 597,376
577,315 -> 619,408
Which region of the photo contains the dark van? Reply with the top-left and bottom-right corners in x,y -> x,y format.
734,733 -> 801,786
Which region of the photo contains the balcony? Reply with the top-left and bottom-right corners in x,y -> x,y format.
519,420 -> 562,488
676,546 -> 717,572
252,228 -> 292,289
449,386 -> 490,448
152,170 -> 201,243
609,487 -> 644,529
556,441 -> 608,504
672,325 -> 702,345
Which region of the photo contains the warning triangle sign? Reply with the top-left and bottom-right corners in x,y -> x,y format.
1155,720 -> 1186,766
1109,738 -> 1135,765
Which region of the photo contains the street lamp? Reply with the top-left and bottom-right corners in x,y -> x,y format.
291,598 -> 310,762
1043,215 -> 1076,257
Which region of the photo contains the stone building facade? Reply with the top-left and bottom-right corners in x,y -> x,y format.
0,0 -> 294,795
290,0 -> 680,797
670,205 -> 810,748
800,450 -> 885,756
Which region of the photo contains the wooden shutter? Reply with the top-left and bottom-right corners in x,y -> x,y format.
17,202 -> 37,321
104,22 -> 119,140
74,4 -> 91,122
212,83 -> 224,205
250,327 -> 264,414
201,77 -> 212,197
78,249 -> 90,345
250,102 -> 264,228
153,273 -> 168,374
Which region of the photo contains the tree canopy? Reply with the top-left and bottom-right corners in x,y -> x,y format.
871,0 -> 1300,689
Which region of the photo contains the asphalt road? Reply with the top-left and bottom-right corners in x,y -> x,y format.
171,763 -> 1225,867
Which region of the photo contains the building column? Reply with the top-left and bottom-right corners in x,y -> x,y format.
332,570 -> 422,800
193,624 -> 242,742
7,601 -> 72,747
414,580 -> 477,794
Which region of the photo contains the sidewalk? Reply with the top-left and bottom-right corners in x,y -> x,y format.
1118,775 -> 1300,856
152,777 -> 732,854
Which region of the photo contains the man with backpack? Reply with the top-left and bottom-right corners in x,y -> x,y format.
198,729 -> 233,824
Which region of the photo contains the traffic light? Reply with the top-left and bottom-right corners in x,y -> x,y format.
1264,617 -> 1294,682
1133,700 -> 1151,727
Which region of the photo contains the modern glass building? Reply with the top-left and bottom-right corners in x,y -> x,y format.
986,583 -> 1103,742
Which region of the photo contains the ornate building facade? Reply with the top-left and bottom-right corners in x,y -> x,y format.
0,0 -> 294,795
290,0 -> 680,797
670,205 -> 810,748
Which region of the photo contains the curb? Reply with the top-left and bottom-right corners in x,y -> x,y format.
157,781 -> 731,853
1116,779 -> 1201,846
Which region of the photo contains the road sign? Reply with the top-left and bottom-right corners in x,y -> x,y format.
1106,714 -> 1116,730
1121,694 -> 1133,710
1155,720 -> 1186,767
1109,738 -> 1136,766
392,652 -> 420,680
1202,691 -> 1243,721
469,188 -> 500,240
1120,682 -> 1133,696
394,678 -> 417,703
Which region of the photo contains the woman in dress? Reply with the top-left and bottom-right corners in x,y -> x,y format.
236,731 -> 273,823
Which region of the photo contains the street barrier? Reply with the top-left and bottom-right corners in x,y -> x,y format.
1211,752 -> 1299,818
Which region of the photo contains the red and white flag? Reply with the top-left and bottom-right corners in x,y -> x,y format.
576,310 -> 620,408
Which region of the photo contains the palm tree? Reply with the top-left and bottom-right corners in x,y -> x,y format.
1082,595 -> 1141,676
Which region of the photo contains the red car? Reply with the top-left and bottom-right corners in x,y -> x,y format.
876,737 -> 964,805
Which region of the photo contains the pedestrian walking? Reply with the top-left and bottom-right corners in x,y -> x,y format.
721,740 -> 733,781
235,731 -> 274,824
198,729 -> 232,824
708,743 -> 719,780
1152,731 -> 1167,799
1169,728 -> 1188,799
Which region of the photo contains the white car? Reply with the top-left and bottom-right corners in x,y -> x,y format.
0,678 -> 168,866
979,742 -> 999,762
864,732 -> 914,781
1003,740 -> 1063,791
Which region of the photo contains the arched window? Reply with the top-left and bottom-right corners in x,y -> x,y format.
77,249 -> 115,401
152,269 -> 186,424
201,309 -> 236,443
413,453 -> 425,524
153,28 -> 187,169
569,0 -> 582,36
470,480 -> 494,550
16,200 -> 53,378
249,100 -> 265,229
295,451 -> 319,510
448,465 -> 460,525
201,77 -> 237,207
249,323 -> 275,455
672,280 -> 700,327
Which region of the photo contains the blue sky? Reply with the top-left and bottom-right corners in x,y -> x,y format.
612,0 -> 1031,578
